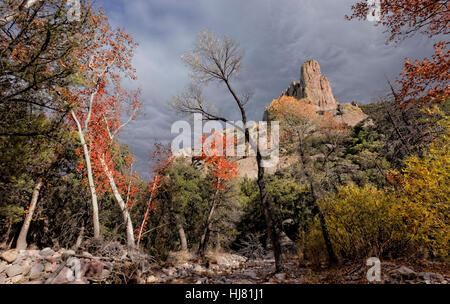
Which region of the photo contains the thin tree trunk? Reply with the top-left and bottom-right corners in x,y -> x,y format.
221,74 -> 281,271
1,220 -> 12,249
178,225 -> 188,251
16,177 -> 43,250
235,94 -> 282,272
137,179 -> 158,248
198,190 -> 219,257
168,197 -> 188,251
71,110 -> 101,240
72,219 -> 85,251
215,232 -> 221,252
256,150 -> 283,272
100,156 -> 135,250
299,142 -> 338,265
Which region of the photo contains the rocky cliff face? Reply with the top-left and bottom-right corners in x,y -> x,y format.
278,60 -> 369,127
280,60 -> 339,112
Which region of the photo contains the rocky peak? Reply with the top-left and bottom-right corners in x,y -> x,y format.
280,60 -> 339,112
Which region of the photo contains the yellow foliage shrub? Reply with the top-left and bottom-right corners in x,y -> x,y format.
389,123 -> 449,258
299,120 -> 449,261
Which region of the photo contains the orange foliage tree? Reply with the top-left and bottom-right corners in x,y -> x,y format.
65,8 -> 141,246
266,96 -> 320,154
195,132 -> 238,256
136,144 -> 174,248
347,0 -> 449,106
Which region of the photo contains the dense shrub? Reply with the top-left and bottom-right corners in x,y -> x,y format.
299,121 -> 449,262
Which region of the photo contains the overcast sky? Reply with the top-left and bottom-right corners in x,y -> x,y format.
95,0 -> 436,178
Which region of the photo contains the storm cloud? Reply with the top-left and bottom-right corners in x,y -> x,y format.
97,0 -> 437,178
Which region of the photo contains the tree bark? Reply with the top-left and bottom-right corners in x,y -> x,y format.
178,225 -> 188,251
137,179 -> 158,248
215,232 -> 221,252
227,77 -> 282,271
168,197 -> 188,251
71,110 -> 101,240
72,219 -> 85,251
100,156 -> 135,250
198,190 -> 219,257
16,177 -> 43,250
256,151 -> 283,272
0,220 -> 12,249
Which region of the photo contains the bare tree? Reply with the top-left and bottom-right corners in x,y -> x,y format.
172,31 -> 283,272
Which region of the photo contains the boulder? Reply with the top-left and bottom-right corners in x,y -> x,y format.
51,267 -> 75,284
196,277 -> 208,284
243,270 -> 258,280
6,264 -> 25,277
335,103 -> 369,127
29,263 -> 45,279
1,249 -> 19,263
0,262 -> 7,274
39,248 -> 55,258
396,266 -> 417,280
62,250 -> 76,260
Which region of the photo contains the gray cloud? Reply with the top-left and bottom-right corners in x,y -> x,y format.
97,0 -> 437,178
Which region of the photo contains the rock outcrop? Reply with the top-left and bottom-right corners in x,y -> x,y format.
281,60 -> 339,112
335,102 -> 370,127
278,60 -> 369,127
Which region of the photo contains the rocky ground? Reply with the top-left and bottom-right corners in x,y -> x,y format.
1,248 -> 448,284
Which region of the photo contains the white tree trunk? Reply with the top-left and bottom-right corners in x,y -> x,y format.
178,226 -> 188,251
71,110 -> 101,240
16,177 -> 43,250
100,156 -> 135,250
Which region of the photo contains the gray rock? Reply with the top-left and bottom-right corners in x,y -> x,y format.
421,272 -> 446,282
39,248 -> 55,257
275,273 -> 287,281
62,250 -> 76,260
1,249 -> 19,263
244,270 -> 258,280
51,267 -> 74,284
396,266 -> 417,280
6,264 -> 25,277
196,277 -> 208,284
29,263 -> 45,279
0,262 -> 7,274
419,272 -> 431,281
